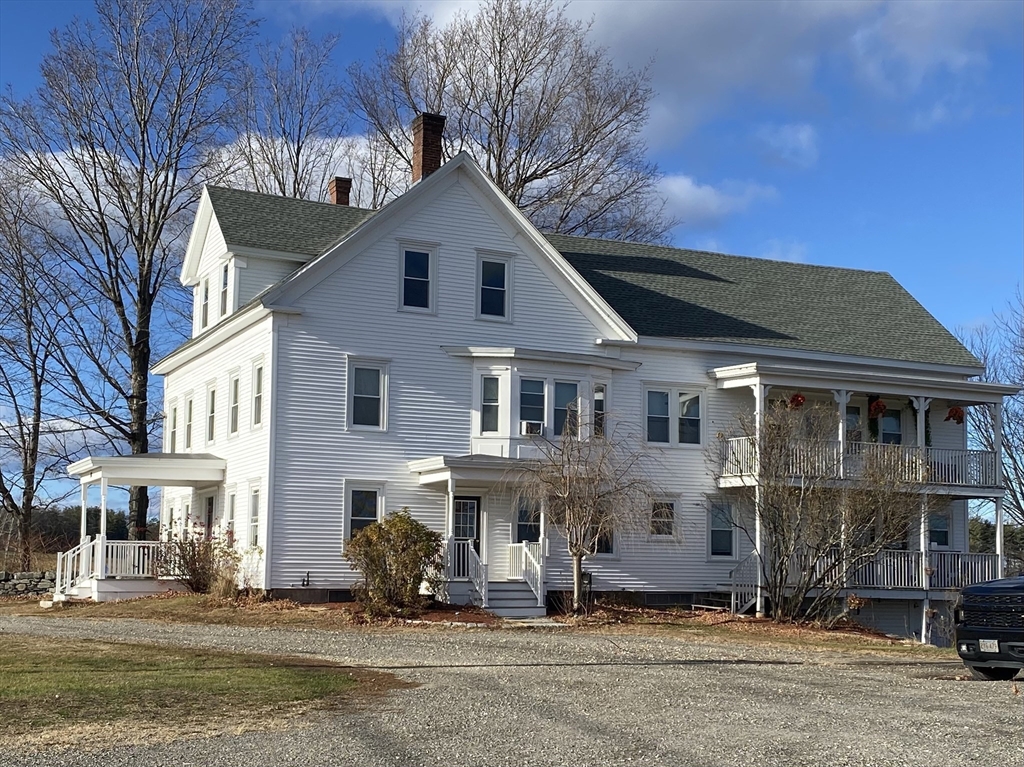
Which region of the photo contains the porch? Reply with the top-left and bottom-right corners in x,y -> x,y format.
410,454 -> 548,618
57,454 -> 226,602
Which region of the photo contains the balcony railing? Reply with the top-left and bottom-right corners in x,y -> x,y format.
721,438 -> 999,488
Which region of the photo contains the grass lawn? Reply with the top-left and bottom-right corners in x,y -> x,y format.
0,633 -> 383,740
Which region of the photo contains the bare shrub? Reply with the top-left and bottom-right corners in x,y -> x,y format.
158,534 -> 239,595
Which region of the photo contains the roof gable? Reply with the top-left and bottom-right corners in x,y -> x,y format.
546,234 -> 980,368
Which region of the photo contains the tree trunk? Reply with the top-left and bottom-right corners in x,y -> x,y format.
572,553 -> 585,615
128,334 -> 151,541
17,511 -> 32,572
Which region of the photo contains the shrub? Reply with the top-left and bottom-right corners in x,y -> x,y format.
343,508 -> 445,616
157,534 -> 240,595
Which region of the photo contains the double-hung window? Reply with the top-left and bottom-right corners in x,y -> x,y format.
554,382 -> 579,437
347,485 -> 382,540
201,279 -> 210,329
519,379 -> 545,431
479,256 -> 509,319
252,365 -> 264,427
929,513 -> 950,548
229,375 -> 240,435
651,502 -> 675,537
709,502 -> 735,558
593,384 -> 606,437
401,249 -> 433,310
220,264 -> 229,317
206,388 -> 216,443
168,406 -> 178,453
249,488 -> 260,548
846,405 -> 862,443
350,360 -> 388,430
646,387 -> 703,445
516,501 -> 542,543
226,493 -> 235,538
184,397 -> 193,449
481,376 -> 500,433
881,410 -> 902,445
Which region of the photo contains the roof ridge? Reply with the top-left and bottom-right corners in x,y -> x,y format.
205,184 -> 377,214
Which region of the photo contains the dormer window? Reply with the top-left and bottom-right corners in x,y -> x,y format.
220,264 -> 229,317
201,279 -> 210,329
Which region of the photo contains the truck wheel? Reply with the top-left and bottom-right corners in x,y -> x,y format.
967,665 -> 1021,681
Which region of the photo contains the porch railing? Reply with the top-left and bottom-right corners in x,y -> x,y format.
104,541 -> 165,578
522,541 -> 545,607
929,551 -> 1001,589
54,537 -> 98,597
447,537 -> 487,608
721,438 -> 999,488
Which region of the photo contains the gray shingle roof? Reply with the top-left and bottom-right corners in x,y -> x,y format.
201,185 -> 979,369
206,185 -> 375,256
545,234 -> 980,368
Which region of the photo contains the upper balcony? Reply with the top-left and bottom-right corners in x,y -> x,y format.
720,437 -> 1001,495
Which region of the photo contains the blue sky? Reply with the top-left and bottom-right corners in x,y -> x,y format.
1,0 -> 1022,334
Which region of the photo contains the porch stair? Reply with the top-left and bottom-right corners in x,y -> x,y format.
479,581 -> 547,619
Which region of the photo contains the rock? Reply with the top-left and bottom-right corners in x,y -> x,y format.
14,583 -> 27,591
44,571 -> 56,580
0,571 -> 10,582
14,571 -> 42,580
38,580 -> 55,588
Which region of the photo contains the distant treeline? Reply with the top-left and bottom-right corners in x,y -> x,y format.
22,507 -> 159,552
970,516 -> 1024,575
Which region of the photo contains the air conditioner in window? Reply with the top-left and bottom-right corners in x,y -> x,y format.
520,420 -> 543,437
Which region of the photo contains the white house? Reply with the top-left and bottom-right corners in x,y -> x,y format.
62,114 -> 1016,640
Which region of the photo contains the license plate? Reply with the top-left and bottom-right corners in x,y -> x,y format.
979,639 -> 999,653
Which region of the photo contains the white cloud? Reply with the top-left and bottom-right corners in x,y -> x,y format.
660,174 -> 777,228
756,123 -> 819,168
759,238 -> 808,263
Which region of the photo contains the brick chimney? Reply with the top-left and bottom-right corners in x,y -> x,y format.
328,176 -> 352,206
412,113 -> 446,183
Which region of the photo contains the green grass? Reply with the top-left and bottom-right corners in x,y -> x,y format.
0,633 -> 362,736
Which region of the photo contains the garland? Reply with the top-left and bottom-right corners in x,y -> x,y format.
867,396 -> 886,442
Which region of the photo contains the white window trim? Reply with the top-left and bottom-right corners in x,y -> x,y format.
517,374 -> 548,434
397,240 -> 439,315
643,383 -> 706,448
476,250 -> 514,323
225,485 -> 237,541
201,278 -> 210,329
347,357 -> 390,432
183,394 -> 194,450
167,400 -> 178,454
650,499 -> 676,539
708,501 -> 739,561
220,263 -> 230,318
589,528 -> 618,560
344,480 -> 386,545
228,371 -> 241,437
248,482 -> 261,550
553,379 -> 582,439
591,380 -> 609,439
251,359 -> 265,430
205,382 -> 217,445
928,511 -> 951,550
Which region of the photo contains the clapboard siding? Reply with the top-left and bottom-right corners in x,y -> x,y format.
238,257 -> 299,308
161,315 -> 274,585
191,215 -> 229,337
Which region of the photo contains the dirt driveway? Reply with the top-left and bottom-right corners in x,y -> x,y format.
1,615 -> 1021,767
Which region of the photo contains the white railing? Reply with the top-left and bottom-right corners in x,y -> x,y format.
850,550 -> 922,589
55,538 -> 97,597
929,551 -> 1000,590
447,537 -> 488,607
522,540 -> 544,607
104,541 -> 166,578
507,543 -> 525,580
722,438 -> 998,488
730,551 -> 759,614
467,546 -> 488,608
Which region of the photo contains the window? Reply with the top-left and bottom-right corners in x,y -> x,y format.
846,405 -> 862,443
249,489 -> 260,548
350,363 -> 386,429
229,375 -> 240,435
647,387 -> 702,446
520,379 -> 545,424
678,393 -> 700,444
710,502 -> 735,558
554,382 -> 579,437
184,398 -> 193,449
651,502 -> 674,536
647,390 -> 670,443
517,501 -> 542,543
881,409 -> 902,445
206,388 -> 216,443
401,249 -> 432,310
252,365 -> 263,427
929,513 -> 950,548
593,384 -> 606,437
479,258 -> 508,318
168,406 -> 177,453
594,529 -> 614,555
220,264 -> 229,317
347,487 -> 380,540
203,496 -> 215,540
201,279 -> 209,328
226,493 -> 235,537
481,376 -> 500,433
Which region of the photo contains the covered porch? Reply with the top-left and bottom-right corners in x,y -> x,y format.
58,454 -> 226,602
409,454 -> 547,618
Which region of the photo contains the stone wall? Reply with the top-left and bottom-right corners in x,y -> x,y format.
0,571 -> 55,597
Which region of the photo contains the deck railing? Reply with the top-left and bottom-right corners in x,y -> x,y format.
55,538 -> 98,597
104,541 -> 166,578
721,438 -> 998,488
522,541 -> 545,607
447,537 -> 488,608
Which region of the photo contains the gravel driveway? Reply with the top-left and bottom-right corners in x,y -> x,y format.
1,615 -> 1021,767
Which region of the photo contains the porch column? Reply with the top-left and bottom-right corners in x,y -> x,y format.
97,478 -> 108,580
445,477 -> 455,579
993,402 -> 1005,577
79,482 -> 89,543
910,396 -> 933,644
832,390 -> 851,478
752,382 -> 770,618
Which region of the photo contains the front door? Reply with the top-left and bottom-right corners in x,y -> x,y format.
452,496 -> 481,579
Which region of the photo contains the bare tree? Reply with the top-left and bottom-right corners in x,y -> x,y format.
0,181 -> 77,570
349,0 -> 674,241
959,290 -> 1024,538
717,401 -> 935,624
510,406 -> 660,614
211,28 -> 352,201
0,0 -> 257,538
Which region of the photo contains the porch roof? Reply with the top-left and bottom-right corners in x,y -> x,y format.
67,453 -> 227,487
710,362 -> 1019,405
408,454 -> 532,486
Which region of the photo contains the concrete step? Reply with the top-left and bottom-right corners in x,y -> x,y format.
488,604 -> 548,619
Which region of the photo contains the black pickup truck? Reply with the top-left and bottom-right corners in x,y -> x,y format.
954,575 -> 1024,680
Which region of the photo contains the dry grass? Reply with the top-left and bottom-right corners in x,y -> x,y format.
0,632 -> 404,747
0,550 -> 58,573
